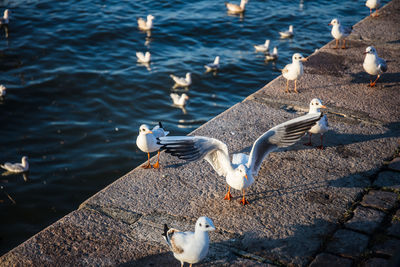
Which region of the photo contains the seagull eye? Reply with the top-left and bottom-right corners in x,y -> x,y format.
199,223 -> 202,227
205,225 -> 209,228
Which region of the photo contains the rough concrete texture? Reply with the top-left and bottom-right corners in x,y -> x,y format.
361,190 -> 398,211
362,258 -> 389,267
373,171 -> 400,190
309,253 -> 353,267
345,206 -> 386,234
1,1 -> 400,266
388,157 -> 400,172
371,238 -> 400,257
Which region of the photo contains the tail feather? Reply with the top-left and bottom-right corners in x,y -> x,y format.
159,122 -> 163,129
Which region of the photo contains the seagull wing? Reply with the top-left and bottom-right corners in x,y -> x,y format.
247,112 -> 323,176
378,57 -> 387,72
158,136 -> 233,177
136,52 -> 145,61
1,162 -> 23,172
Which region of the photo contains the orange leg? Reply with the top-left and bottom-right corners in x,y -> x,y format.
341,39 -> 346,49
224,186 -> 232,200
153,150 -> 160,168
317,134 -> 324,150
369,74 -> 381,87
334,39 -> 339,49
294,80 -> 298,93
285,79 -> 289,93
373,8 -> 379,17
239,189 -> 249,205
142,152 -> 152,169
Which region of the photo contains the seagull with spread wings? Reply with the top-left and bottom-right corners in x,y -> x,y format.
158,112 -> 322,205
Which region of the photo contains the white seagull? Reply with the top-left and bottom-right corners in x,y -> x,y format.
329,18 -> 352,49
225,0 -> 248,14
1,156 -> 29,173
282,53 -> 307,93
366,0 -> 380,17
136,122 -> 169,169
170,73 -> 192,88
279,25 -> 294,38
137,14 -> 154,31
158,113 -> 322,205
304,99 -> 328,150
265,46 -> 278,61
136,51 -> 151,63
171,93 -> 189,107
204,56 -> 220,72
162,216 -> 215,267
254,39 -> 270,53
363,46 -> 387,87
0,84 -> 6,97
0,9 -> 10,25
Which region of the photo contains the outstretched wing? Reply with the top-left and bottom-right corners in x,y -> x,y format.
158,136 -> 233,177
247,112 -> 322,176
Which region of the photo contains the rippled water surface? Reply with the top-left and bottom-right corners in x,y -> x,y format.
0,0 -> 388,255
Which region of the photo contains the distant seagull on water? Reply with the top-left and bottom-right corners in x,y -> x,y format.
225,0 -> 249,14
1,156 -> 29,173
136,51 -> 151,63
265,47 -> 278,61
170,73 -> 192,88
254,39 -> 270,53
0,84 -> 6,98
279,25 -> 293,38
137,15 -> 154,31
204,56 -> 220,72
0,9 -> 10,25
171,93 -> 189,107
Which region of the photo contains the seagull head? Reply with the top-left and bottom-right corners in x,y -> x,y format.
182,93 -> 189,100
4,9 -> 9,19
292,53 -> 307,63
147,14 -> 154,21
22,156 -> 28,162
364,46 -> 377,55
309,98 -> 327,113
329,18 -> 339,26
196,216 -> 216,232
139,124 -> 153,135
289,25 -> 293,32
235,164 -> 249,181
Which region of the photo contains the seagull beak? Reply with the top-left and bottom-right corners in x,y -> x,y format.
146,131 -> 153,135
320,105 -> 327,109
363,51 -> 368,54
301,57 -> 308,62
328,23 -> 331,26
244,174 -> 248,181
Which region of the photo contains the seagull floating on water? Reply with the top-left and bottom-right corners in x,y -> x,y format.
366,0 -> 380,17
254,39 -> 270,53
279,25 -> 293,38
158,113 -> 322,205
225,0 -> 248,14
0,9 -> 10,25
170,73 -> 192,88
265,47 -> 278,61
1,156 -> 29,173
282,53 -> 307,93
329,18 -> 352,49
136,123 -> 169,169
136,51 -> 151,63
204,56 -> 220,72
363,46 -> 387,87
137,15 -> 154,31
304,99 -> 328,150
0,84 -> 6,98
162,216 -> 215,267
171,93 -> 189,107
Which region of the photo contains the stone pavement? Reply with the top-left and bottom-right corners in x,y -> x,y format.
1,0 -> 400,266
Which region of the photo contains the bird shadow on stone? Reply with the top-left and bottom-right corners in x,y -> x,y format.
349,71 -> 400,85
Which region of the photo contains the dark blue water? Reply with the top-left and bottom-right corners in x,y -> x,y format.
0,0 -> 388,255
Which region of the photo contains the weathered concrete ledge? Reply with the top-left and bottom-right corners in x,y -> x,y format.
1,1 -> 400,266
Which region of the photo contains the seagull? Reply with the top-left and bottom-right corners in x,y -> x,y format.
329,18 -> 352,49
0,84 -> 6,98
282,53 -> 307,93
265,46 -> 278,61
162,216 -> 215,267
171,93 -> 189,107
279,25 -> 294,38
254,40 -> 270,53
363,46 -> 387,87
158,112 -> 322,205
136,51 -> 151,63
0,9 -> 10,26
366,0 -> 380,17
304,99 -> 328,150
170,73 -> 192,88
137,14 -> 154,31
204,56 -> 220,72
225,0 -> 248,14
136,122 -> 169,169
1,156 -> 29,173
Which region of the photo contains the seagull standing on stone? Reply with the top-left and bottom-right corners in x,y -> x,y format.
170,73 -> 192,88
204,56 -> 220,72
0,9 -> 10,26
137,14 -> 154,31
366,0 -> 380,17
136,51 -> 151,63
225,0 -> 248,14
171,93 -> 189,107
1,156 -> 29,173
158,113 -> 322,205
254,40 -> 270,53
329,18 -> 352,49
304,99 -> 328,150
136,122 -> 169,169
162,216 -> 215,267
265,47 -> 278,61
279,25 -> 294,38
363,46 -> 387,87
0,84 -> 6,98
282,53 -> 307,93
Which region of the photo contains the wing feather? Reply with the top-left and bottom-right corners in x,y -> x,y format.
247,112 -> 322,176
